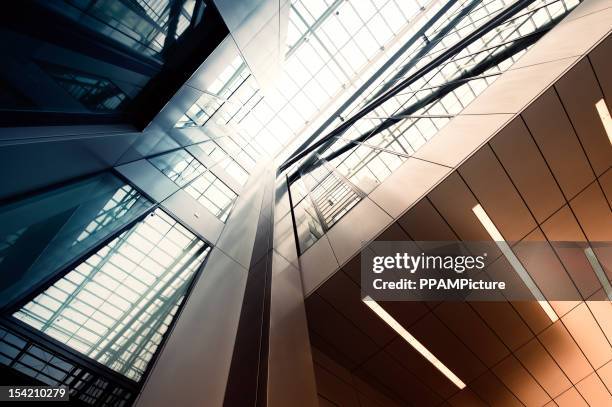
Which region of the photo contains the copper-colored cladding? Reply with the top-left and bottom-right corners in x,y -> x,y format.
541,206 -> 602,298
562,303 -> 612,369
492,355 -> 551,406
602,169 -> 612,205
587,289 -> 612,342
576,372 -> 612,406
470,371 -> 523,407
459,145 -> 537,242
514,338 -> 572,397
590,35 -> 612,107
556,59 -> 612,176
522,88 -> 596,200
489,117 -> 565,224
555,387 -> 589,406
304,14 -> 612,407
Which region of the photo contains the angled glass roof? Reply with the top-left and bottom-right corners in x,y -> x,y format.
175,0 -> 436,159
282,0 -> 580,253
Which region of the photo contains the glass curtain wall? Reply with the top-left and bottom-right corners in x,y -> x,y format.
0,173 -> 152,309
0,171 -> 214,405
149,149 -> 238,221
13,209 -> 211,381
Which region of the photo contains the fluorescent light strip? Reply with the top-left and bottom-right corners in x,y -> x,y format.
595,99 -> 612,145
362,296 -> 466,389
472,204 -> 559,322
584,247 -> 612,301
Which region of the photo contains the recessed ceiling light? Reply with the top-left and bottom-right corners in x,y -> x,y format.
362,296 -> 466,389
584,247 -> 612,301
472,204 -> 558,322
595,99 -> 612,145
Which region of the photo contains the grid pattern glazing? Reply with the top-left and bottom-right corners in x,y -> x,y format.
183,171 -> 237,222
288,0 -> 580,254
149,149 -> 238,222
192,141 -> 250,185
0,324 -> 134,406
149,149 -> 206,188
174,0 -> 435,164
13,209 -> 211,381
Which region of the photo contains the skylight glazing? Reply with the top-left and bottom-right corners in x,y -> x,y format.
174,0 -> 436,162
149,149 -> 238,222
0,173 -> 152,309
14,209 -> 211,382
287,0 -> 580,254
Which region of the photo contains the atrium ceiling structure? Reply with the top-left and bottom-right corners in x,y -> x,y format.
0,0 -> 610,406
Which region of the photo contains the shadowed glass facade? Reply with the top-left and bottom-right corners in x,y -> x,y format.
14,209 -> 211,381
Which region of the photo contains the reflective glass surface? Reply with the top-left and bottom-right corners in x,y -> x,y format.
14,209 -> 211,381
149,149 -> 238,222
149,149 -> 206,188
0,173 -> 152,308
48,0 -> 202,58
39,62 -> 129,112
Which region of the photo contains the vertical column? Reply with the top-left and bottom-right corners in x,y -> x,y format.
267,177 -> 318,407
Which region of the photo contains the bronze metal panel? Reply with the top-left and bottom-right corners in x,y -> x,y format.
470,371 -> 524,407
314,364 -> 360,407
588,35 -> 612,102
316,271 -> 396,346
598,360 -> 612,392
538,321 -> 594,384
586,289 -> 612,343
448,389 -> 487,407
305,294 -> 379,368
410,313 -> 487,382
569,181 -> 612,242
554,387 -> 589,407
561,302 -> 612,369
489,117 -> 565,223
434,302 -> 509,367
428,173 -> 492,241
513,228 -> 581,317
357,351 -> 443,407
569,182 -> 612,280
471,302 -> 534,351
576,371 -> 612,406
514,338 -> 572,397
512,301 -> 555,335
555,58 -> 612,176
460,144 -> 537,241
377,301 -> 431,330
397,199 -> 458,241
492,355 -> 551,406
541,206 -> 602,299
600,168 -> 612,206
522,88 -> 595,200
385,336 -> 458,399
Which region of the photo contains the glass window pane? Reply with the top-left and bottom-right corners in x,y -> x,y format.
0,173 -> 152,309
148,149 -> 206,187
14,209 -> 211,382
